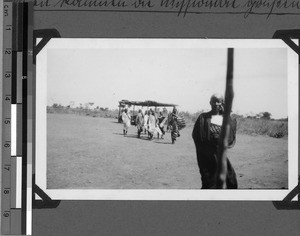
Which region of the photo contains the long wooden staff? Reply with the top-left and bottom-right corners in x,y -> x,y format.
215,48 -> 234,189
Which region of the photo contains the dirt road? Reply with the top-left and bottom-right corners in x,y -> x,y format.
47,113 -> 288,189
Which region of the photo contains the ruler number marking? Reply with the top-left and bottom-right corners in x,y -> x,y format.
3,212 -> 10,218
4,164 -> 11,171
4,189 -> 10,195
3,142 -> 10,148
5,72 -> 11,79
4,4 -> 9,17
3,209 -> 10,218
4,118 -> 10,125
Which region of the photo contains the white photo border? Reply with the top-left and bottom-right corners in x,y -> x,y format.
36,39 -> 298,200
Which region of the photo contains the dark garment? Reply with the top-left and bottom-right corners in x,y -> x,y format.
169,113 -> 179,143
159,126 -> 165,135
158,116 -> 165,124
137,126 -> 143,138
136,113 -> 144,138
192,111 -> 238,189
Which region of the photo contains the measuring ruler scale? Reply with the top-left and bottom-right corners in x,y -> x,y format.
2,1 -> 32,235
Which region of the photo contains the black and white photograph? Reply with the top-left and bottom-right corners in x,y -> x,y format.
35,39 -> 298,200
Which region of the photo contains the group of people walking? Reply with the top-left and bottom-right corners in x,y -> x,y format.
121,107 -> 182,144
137,109 -> 166,139
121,93 -> 238,189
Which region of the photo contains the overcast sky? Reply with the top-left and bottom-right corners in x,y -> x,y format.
45,40 -> 288,119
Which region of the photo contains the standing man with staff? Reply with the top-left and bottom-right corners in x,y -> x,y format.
192,94 -> 238,189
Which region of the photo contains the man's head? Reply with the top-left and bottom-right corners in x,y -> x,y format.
172,107 -> 177,114
210,94 -> 224,115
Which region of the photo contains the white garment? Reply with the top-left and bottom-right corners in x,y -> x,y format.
143,114 -> 149,130
148,114 -> 156,134
122,112 -> 131,129
211,115 -> 223,126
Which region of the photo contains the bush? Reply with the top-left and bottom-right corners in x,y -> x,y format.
47,106 -> 119,119
236,117 -> 288,138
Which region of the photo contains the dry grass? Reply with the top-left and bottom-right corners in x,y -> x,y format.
182,112 -> 288,138
47,107 -> 288,138
236,117 -> 288,138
